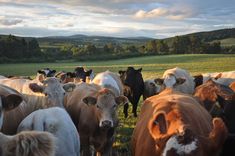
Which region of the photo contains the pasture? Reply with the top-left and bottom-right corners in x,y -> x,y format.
0,54 -> 235,155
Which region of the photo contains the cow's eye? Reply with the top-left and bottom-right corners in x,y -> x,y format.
44,93 -> 48,96
96,105 -> 100,109
113,104 -> 117,108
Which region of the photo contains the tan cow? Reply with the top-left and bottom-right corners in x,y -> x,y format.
132,88 -> 227,156
0,84 -> 55,156
1,77 -> 76,135
64,82 -> 128,156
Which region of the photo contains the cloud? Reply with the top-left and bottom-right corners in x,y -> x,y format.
0,17 -> 23,26
134,5 -> 194,20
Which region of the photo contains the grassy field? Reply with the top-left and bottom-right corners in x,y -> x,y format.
0,54 -> 235,155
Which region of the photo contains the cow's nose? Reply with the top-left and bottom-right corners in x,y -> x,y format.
101,120 -> 112,128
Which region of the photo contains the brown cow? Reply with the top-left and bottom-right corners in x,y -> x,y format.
132,88 -> 227,156
194,79 -> 235,156
64,82 -> 128,156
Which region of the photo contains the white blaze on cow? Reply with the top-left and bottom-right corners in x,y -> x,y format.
163,135 -> 198,156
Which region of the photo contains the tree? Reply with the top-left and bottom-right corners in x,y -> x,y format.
156,40 -> 169,54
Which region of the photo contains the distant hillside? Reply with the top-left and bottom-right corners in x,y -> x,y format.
161,28 -> 235,47
37,35 -> 153,48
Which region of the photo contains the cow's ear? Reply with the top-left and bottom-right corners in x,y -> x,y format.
29,83 -> 44,93
37,70 -> 44,75
115,96 -> 129,106
86,70 -> 92,76
214,73 -> 222,80
208,118 -> 228,150
175,78 -> 186,86
1,94 -> 22,111
118,70 -> 125,75
51,70 -> 56,74
36,74 -> 45,83
63,83 -> 76,92
193,74 -> 203,88
83,96 -> 97,105
137,68 -> 142,72
149,111 -> 168,140
154,78 -> 164,85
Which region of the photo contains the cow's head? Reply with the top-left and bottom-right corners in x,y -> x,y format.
194,79 -> 234,117
143,80 -> 162,100
154,74 -> 186,91
148,109 -> 227,156
29,77 -> 76,108
37,68 -> 56,77
0,85 -> 23,129
74,66 -> 94,82
83,88 -> 128,129
119,67 -> 143,88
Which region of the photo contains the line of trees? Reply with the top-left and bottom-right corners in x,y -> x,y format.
0,34 -> 234,63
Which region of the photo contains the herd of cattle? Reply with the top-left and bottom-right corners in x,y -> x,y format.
0,66 -> 235,156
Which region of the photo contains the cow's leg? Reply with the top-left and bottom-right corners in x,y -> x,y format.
132,102 -> 138,117
80,136 -> 90,156
123,103 -> 129,118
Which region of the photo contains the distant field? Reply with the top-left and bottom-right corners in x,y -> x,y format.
215,37 -> 235,47
0,54 -> 235,155
0,54 -> 235,79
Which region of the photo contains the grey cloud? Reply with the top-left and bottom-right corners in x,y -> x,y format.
0,18 -> 23,26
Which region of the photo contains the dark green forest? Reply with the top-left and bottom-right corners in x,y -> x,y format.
0,28 -> 235,63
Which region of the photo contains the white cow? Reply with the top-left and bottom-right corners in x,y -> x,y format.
203,71 -> 235,86
154,67 -> 195,94
92,71 -> 124,96
0,84 -> 55,156
18,107 -> 80,156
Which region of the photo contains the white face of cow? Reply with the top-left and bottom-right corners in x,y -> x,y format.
164,75 -> 177,88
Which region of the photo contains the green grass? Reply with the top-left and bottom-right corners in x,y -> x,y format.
0,54 -> 235,155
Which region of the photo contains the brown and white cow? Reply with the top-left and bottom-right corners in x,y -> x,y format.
132,88 -> 227,156
64,83 -> 128,156
1,77 -> 76,135
154,67 -> 195,94
0,84 -> 55,156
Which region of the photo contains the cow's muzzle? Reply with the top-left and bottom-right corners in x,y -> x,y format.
100,120 -> 113,129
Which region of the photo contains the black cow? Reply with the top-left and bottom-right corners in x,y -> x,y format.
74,66 -> 94,82
37,68 -> 56,77
119,67 -> 144,118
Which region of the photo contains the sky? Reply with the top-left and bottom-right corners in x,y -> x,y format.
0,0 -> 234,38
